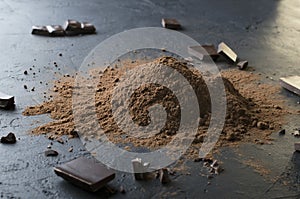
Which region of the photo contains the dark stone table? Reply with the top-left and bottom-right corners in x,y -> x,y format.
0,0 -> 299,198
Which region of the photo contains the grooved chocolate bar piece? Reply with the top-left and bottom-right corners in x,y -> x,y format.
0,91 -> 14,109
280,76 -> 300,96
64,19 -> 82,36
80,22 -> 96,34
31,26 -> 50,36
46,25 -> 65,36
161,18 -> 181,30
54,157 -> 115,192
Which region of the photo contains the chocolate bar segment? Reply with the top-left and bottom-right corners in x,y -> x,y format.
54,157 -> 115,192
237,60 -> 248,70
80,22 -> 96,34
31,25 -> 50,36
64,19 -> 82,36
46,25 -> 65,36
0,91 -> 14,109
161,18 -> 181,30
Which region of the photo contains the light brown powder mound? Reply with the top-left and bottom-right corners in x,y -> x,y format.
23,56 -> 288,156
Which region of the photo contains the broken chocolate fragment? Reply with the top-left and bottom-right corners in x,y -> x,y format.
54,157 -> 115,192
0,91 -> 14,109
46,25 -> 65,36
0,132 -> 16,144
64,19 -> 82,35
217,42 -> 238,63
131,158 -> 151,180
45,149 -> 59,157
278,129 -> 286,135
64,20 -> 96,35
31,25 -> 50,36
188,45 -> 219,61
161,18 -> 181,30
159,168 -> 171,184
237,60 -> 248,70
80,22 -> 96,34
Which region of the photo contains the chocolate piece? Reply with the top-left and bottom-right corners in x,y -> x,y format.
54,157 -> 115,192
1,132 -> 16,144
45,149 -> 59,157
64,20 -> 82,36
0,91 -> 14,109
80,22 -> 96,34
280,76 -> 300,96
237,60 -> 248,70
161,18 -> 181,30
31,25 -> 49,36
188,45 -> 219,61
278,129 -> 286,135
46,25 -> 65,36
217,42 -> 238,63
131,158 -> 150,180
159,168 -> 171,184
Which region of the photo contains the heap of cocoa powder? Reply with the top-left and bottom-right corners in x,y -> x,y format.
23,56 -> 288,159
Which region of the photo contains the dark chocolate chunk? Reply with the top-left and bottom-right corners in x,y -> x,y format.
0,91 -> 15,109
45,149 -> 59,157
80,22 -> 96,34
159,168 -> 171,184
46,25 -> 65,36
31,25 -> 50,36
237,60 -> 248,70
278,129 -> 286,135
54,157 -> 115,192
161,18 -> 181,30
64,19 -> 82,36
1,132 -> 16,144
